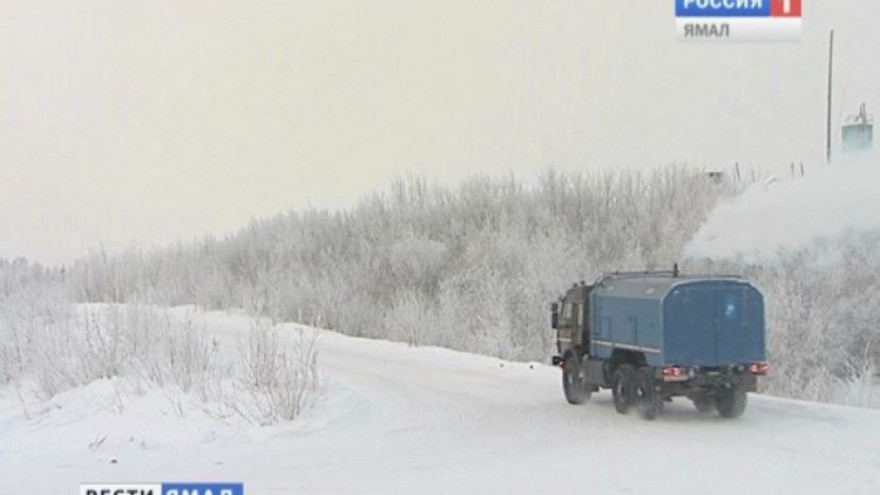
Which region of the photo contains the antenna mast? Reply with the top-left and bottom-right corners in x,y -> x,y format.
826,29 -> 834,164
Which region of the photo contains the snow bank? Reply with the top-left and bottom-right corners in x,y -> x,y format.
684,152 -> 880,262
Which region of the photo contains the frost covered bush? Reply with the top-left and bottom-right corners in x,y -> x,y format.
8,304 -> 213,399
235,320 -> 319,424
131,307 -> 217,392
751,234 -> 880,404
832,360 -> 880,409
0,281 -> 71,387
0,294 -> 320,423
62,166 -> 724,364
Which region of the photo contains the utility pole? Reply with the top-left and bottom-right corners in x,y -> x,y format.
826,29 -> 834,164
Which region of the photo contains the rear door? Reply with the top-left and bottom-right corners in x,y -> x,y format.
714,288 -> 749,365
665,282 -> 763,366
665,286 -> 717,365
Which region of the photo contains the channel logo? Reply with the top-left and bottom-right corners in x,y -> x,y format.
675,0 -> 802,42
80,482 -> 244,495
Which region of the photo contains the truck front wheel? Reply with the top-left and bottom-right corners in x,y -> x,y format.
562,353 -> 590,405
717,386 -> 748,418
612,365 -> 635,414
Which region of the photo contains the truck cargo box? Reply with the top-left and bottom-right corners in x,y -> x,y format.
589,276 -> 765,367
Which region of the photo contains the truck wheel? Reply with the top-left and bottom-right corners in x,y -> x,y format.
634,368 -> 662,420
562,354 -> 590,405
717,386 -> 748,418
691,395 -> 716,414
612,364 -> 634,414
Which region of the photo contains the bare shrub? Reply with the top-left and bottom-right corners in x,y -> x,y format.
241,317 -> 282,390
235,321 -> 320,424
1,297 -> 320,424
833,360 -> 880,409
152,310 -> 217,392
385,290 -> 431,347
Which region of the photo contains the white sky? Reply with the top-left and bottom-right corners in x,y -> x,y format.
1,1 -> 878,265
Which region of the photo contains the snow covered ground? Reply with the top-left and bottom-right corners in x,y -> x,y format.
2,310 -> 879,494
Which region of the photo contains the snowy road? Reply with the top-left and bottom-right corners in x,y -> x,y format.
2,315 -> 879,494
284,333 -> 880,494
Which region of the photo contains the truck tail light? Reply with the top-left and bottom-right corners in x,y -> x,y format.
749,362 -> 769,375
661,365 -> 689,382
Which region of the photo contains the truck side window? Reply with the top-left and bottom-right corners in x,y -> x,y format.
560,302 -> 573,329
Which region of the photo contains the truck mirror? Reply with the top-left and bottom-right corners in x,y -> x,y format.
550,302 -> 559,329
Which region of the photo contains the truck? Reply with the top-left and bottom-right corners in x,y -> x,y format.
550,266 -> 768,420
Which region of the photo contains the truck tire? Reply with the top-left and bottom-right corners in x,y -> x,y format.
612,364 -> 635,414
691,395 -> 716,414
634,368 -> 662,420
717,386 -> 748,418
562,353 -> 590,405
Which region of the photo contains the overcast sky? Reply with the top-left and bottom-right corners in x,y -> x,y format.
1,1 -> 878,265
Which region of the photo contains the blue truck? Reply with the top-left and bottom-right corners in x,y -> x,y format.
550,267 -> 768,419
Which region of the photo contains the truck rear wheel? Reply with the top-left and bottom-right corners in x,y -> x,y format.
612,364 -> 635,414
717,386 -> 747,418
691,394 -> 715,414
562,353 -> 590,405
634,368 -> 662,420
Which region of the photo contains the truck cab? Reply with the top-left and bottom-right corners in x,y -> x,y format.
551,282 -> 593,358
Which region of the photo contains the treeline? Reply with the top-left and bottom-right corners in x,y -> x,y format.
2,166 -> 878,407
61,167 -> 725,361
